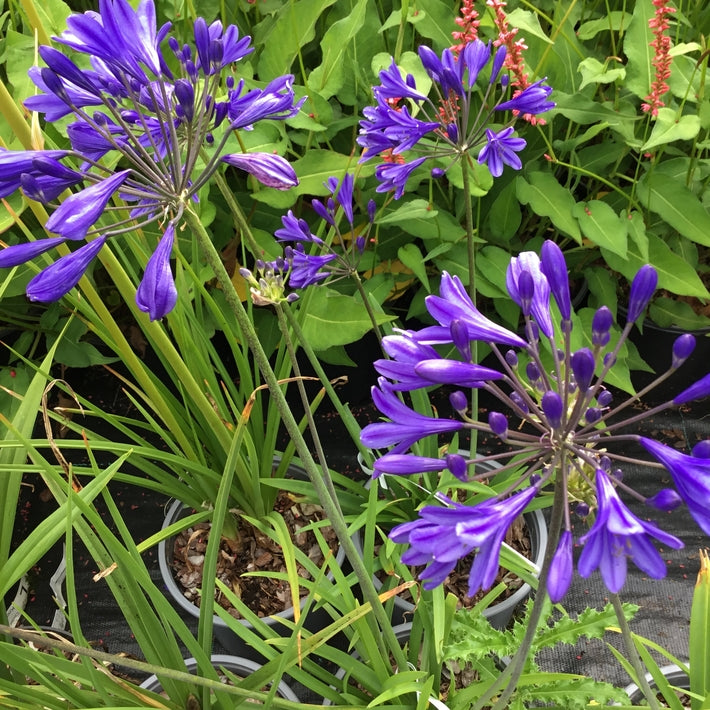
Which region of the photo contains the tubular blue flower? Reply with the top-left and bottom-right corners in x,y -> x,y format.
626,264 -> 658,323
373,60 -> 427,102
506,251 -> 553,337
495,79 -> 555,115
45,170 -> 131,239
639,437 -> 710,535
540,240 -> 571,320
571,348 -> 595,391
221,153 -> 298,190
578,469 -> 683,593
374,158 -> 427,199
374,335 -> 442,391
135,224 -> 177,320
0,238 -> 68,268
26,236 -> 108,302
327,173 -> 355,225
672,333 -> 696,369
541,391 -> 563,428
477,127 -> 526,178
547,530 -> 573,602
390,484 -> 538,596
414,359 -> 505,387
374,454 -> 450,476
286,246 -> 337,288
360,380 -> 463,454
228,75 -> 304,129
592,306 -> 614,347
418,46 -> 464,97
418,271 -> 527,348
274,211 -> 323,244
673,372 -> 710,405
0,149 -> 71,198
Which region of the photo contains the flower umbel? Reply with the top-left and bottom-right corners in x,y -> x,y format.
362,240 -> 710,598
0,0 -> 302,315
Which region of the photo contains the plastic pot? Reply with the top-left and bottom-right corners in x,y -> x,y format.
158,497 -> 349,660
623,664 -> 691,707
140,654 -> 299,701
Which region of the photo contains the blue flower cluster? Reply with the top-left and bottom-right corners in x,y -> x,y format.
361,242 -> 710,599
0,0 -> 302,319
358,40 -> 554,197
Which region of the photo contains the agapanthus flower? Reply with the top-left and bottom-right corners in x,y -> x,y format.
362,239 -> 710,598
358,39 -> 553,196
269,173 -> 376,291
0,0 -> 303,317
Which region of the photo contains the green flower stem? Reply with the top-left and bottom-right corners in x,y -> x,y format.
183,207 -> 409,672
461,156 -> 479,459
473,477 -> 565,710
610,592 -> 662,710
281,304 -> 371,464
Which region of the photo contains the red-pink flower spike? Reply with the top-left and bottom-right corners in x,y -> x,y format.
451,0 -> 480,55
486,0 -> 545,125
641,0 -> 677,116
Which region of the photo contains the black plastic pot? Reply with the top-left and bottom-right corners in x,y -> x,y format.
140,654 -> 300,701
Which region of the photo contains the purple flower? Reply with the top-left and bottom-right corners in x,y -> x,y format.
286,246 -> 337,288
674,372 -> 710,405
0,149 -> 70,199
360,380 -> 463,455
413,359 -> 504,388
374,334 -> 443,391
626,264 -> 658,323
578,469 -> 683,593
135,224 -> 177,320
0,238 -> 68,268
540,240 -> 571,320
275,211 -> 323,244
640,437 -> 710,535
228,75 -> 304,129
374,60 -> 427,102
45,170 -> 131,239
547,530 -> 573,602
506,251 -> 553,337
390,484 -> 538,596
26,236 -> 108,302
418,271 -> 527,348
495,80 -> 555,115
477,127 -> 526,178
374,158 -> 427,199
221,153 -> 298,190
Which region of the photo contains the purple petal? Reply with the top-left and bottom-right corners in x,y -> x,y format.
135,224 -> 177,320
221,152 -> 298,190
0,237 -> 67,268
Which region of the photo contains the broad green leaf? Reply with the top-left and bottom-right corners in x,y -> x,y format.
516,172 -> 581,242
29,0 -> 72,35
572,200 -> 627,258
300,287 -> 395,350
623,0 -> 654,99
550,92 -> 633,125
377,198 -> 436,225
625,210 -> 649,262
476,246 -> 513,300
648,298 -> 710,331
256,0 -> 338,79
307,0 -> 368,100
446,159 -> 494,197
584,264 -> 618,317
641,109 -> 701,152
578,57 -> 626,90
394,207 -> 466,243
506,9 -> 553,44
602,233 -> 710,299
488,181 -> 522,240
576,12 -> 627,40
637,172 -> 710,247
4,30 -> 36,102
414,0 -> 459,51
398,243 -> 430,292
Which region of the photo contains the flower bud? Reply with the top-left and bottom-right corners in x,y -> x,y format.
571,348 -> 595,391
646,488 -> 683,511
542,390 -> 563,428
597,389 -> 613,408
599,455 -> 611,471
692,440 -> 710,459
672,333 -> 696,369
449,390 -> 468,413
488,411 -> 508,439
446,453 -> 468,481
505,350 -> 518,368
510,391 -> 528,414
575,502 -> 590,517
585,407 -> 601,424
517,270 -> 535,316
526,362 -> 540,384
626,265 -> 658,323
674,373 -> 710,405
547,530 -> 573,602
431,167 -> 445,178
540,240 -> 571,320
592,307 -> 613,347
450,319 -> 471,361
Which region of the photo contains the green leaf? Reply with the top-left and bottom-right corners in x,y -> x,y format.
300,287 -> 395,350
641,109 -> 701,152
648,298 -> 710,331
623,0 -> 654,100
550,92 -> 634,126
488,181 -> 522,240
506,8 -> 553,44
306,0 -> 368,100
573,200 -> 627,257
576,11 -> 627,40
602,233 -> 710,299
637,171 -> 710,247
626,210 -> 649,262
516,172 -> 581,242
412,0 -> 459,50
255,0 -> 338,79
578,57 -> 626,90
398,243 -> 430,292
377,198 -> 437,225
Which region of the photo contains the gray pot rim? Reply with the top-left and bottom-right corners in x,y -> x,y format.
158,496 -> 347,633
139,654 -> 300,701
623,664 -> 690,704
